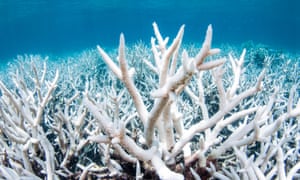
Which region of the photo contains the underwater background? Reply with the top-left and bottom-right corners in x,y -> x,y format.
0,0 -> 299,62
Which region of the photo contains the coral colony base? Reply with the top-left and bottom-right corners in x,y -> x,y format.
0,23 -> 299,180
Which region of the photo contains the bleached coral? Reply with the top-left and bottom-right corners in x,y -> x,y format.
0,23 -> 299,179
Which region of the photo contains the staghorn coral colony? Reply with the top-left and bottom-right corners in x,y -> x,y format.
0,23 -> 299,179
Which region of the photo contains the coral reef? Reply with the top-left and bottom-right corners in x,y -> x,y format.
0,23 -> 299,179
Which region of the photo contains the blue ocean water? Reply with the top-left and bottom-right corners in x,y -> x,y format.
0,0 -> 299,61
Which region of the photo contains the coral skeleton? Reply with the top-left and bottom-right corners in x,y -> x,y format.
0,23 -> 299,179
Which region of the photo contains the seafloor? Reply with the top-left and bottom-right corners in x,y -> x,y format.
0,40 -> 299,179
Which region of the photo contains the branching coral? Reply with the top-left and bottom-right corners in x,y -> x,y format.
0,23 -> 299,179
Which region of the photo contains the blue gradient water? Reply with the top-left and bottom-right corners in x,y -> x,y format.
0,0 -> 299,61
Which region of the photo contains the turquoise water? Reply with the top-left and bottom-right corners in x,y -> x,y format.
0,0 -> 299,61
